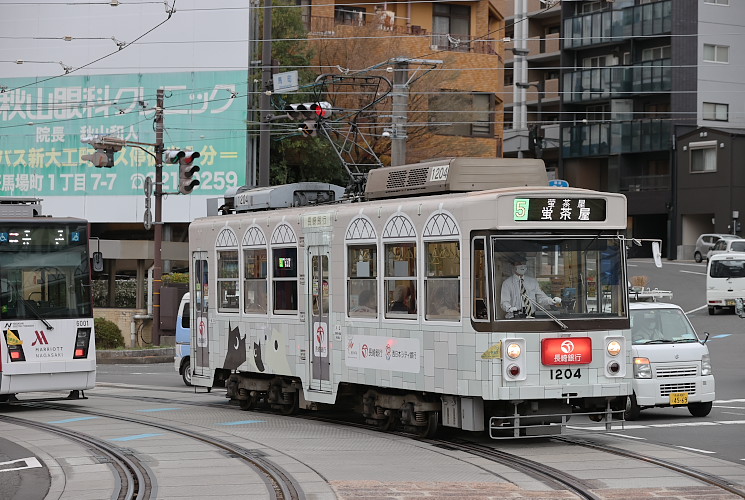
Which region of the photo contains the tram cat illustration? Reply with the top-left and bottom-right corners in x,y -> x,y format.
223,323 -> 247,370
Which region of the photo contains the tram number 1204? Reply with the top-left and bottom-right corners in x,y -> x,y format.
549,368 -> 582,380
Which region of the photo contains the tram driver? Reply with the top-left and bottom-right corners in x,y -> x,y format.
500,255 -> 561,318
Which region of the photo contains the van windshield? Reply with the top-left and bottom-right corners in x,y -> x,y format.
630,308 -> 698,344
710,259 -> 745,278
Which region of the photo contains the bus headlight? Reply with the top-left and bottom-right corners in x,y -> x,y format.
606,340 -> 622,356
506,343 -> 522,359
701,354 -> 712,376
633,357 -> 651,379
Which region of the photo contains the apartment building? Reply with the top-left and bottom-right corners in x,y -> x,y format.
305,0 -> 507,163
500,0 -> 745,259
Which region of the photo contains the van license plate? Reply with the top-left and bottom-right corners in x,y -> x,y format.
726,300 -> 736,306
669,393 -> 688,405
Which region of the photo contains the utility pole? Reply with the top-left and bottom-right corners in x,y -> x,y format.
257,0 -> 273,187
152,89 -> 165,346
391,60 -> 409,166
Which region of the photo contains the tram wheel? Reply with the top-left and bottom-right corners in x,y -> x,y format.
375,410 -> 397,432
0,394 -> 10,403
279,390 -> 299,416
416,411 -> 440,438
239,395 -> 256,411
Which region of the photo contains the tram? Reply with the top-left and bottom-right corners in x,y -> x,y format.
0,198 -> 96,402
188,158 -> 631,437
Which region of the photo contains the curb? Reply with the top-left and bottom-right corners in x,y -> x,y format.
97,348 -> 174,365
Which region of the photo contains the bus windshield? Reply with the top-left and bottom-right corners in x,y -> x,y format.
492,235 -> 625,320
0,222 -> 92,320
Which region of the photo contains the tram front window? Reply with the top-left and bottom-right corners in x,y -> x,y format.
0,224 -> 91,320
492,236 -> 625,320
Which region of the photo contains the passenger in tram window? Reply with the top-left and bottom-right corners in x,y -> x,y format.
432,285 -> 459,319
350,288 -> 376,314
389,285 -> 410,312
500,255 -> 560,319
246,286 -> 267,313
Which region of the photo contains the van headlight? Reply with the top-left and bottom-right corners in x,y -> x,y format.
701,354 -> 712,376
633,357 -> 651,379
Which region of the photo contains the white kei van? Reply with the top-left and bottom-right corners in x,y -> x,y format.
174,293 -> 192,386
706,252 -> 745,315
626,302 -> 715,420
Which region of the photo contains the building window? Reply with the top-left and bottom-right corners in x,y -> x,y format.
429,92 -> 494,137
703,44 -> 729,63
703,102 -> 728,121
704,0 -> 729,5
432,3 -> 470,50
642,45 -> 671,61
335,6 -> 365,26
690,141 -> 717,173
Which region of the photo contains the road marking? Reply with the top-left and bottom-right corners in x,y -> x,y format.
685,305 -> 708,315
575,419 -> 745,431
677,445 -> 716,454
217,420 -> 266,426
720,411 -> 745,415
715,399 -> 745,403
48,416 -> 99,424
137,408 -> 182,412
110,433 -> 163,442
607,432 -> 646,440
680,270 -> 706,276
628,264 -> 638,267
712,334 -> 732,339
0,457 -> 42,473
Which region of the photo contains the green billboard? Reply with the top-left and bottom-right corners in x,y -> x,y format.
0,71 -> 248,197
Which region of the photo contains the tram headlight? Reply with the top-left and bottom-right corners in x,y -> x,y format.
633,357 -> 652,379
506,343 -> 522,359
606,340 -> 622,356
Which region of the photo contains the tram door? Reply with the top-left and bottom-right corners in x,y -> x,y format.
192,252 -> 210,379
308,245 -> 331,391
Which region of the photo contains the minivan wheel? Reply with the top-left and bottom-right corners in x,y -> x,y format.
694,251 -> 702,263
181,358 -> 193,386
625,394 -> 641,421
708,306 -> 715,315
688,401 -> 712,418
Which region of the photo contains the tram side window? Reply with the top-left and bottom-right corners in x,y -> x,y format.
244,248 -> 267,314
471,237 -> 489,320
273,247 -> 298,314
385,242 -> 417,318
217,250 -> 239,311
425,241 -> 460,321
348,244 -> 377,317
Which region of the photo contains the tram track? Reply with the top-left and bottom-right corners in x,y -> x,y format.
8,400 -> 303,500
0,413 -> 153,500
30,391 -> 745,499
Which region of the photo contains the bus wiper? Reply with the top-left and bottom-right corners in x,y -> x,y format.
528,297 -> 568,330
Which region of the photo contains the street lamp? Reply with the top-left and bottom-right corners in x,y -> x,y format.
515,81 -> 544,158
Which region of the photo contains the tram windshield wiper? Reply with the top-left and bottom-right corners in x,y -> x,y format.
528,297 -> 568,330
8,281 -> 54,330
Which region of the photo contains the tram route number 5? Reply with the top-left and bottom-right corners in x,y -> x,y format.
549,368 -> 582,380
514,199 -> 529,221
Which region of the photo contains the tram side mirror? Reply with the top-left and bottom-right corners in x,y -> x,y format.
652,241 -> 662,268
92,251 -> 104,272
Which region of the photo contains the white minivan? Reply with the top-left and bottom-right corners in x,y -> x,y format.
706,252 -> 745,315
174,293 -> 192,386
626,302 -> 715,420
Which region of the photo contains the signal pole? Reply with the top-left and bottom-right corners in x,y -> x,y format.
257,0 -> 273,187
153,88 -> 165,346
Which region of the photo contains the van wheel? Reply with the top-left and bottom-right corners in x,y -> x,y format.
625,394 -> 641,421
181,358 -> 193,386
694,252 -> 703,263
708,306 -> 716,315
688,401 -> 712,417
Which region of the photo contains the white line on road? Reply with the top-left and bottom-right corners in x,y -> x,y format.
607,432 -> 646,440
715,399 -> 745,403
677,446 -> 716,454
0,457 -> 42,473
680,270 -> 706,276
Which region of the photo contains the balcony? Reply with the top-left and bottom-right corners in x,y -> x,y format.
505,32 -> 560,63
563,59 -> 671,103
503,78 -> 559,109
563,0 -> 671,49
621,174 -> 671,192
309,16 -> 499,56
562,119 -> 671,158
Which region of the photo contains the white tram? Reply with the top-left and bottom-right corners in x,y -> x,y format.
0,198 -> 96,402
188,158 -> 631,437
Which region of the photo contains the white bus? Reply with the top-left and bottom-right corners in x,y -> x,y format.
187,158 -> 631,437
0,199 -> 96,402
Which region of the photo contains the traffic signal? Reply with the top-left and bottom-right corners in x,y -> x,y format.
80,135 -> 125,168
164,149 -> 185,164
177,151 -> 201,195
284,101 -> 332,121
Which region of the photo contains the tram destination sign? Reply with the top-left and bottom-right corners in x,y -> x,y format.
513,197 -> 607,222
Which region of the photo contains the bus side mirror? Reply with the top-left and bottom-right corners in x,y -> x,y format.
92,252 -> 104,272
